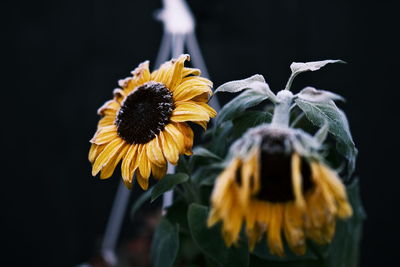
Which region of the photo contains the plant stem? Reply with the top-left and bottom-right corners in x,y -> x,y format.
271,90 -> 294,127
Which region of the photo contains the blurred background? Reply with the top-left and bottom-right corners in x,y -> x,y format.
3,0 -> 398,266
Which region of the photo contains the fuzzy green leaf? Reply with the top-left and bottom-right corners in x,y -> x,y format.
232,110 -> 272,138
216,89 -> 269,125
290,60 -> 345,75
192,147 -> 223,161
214,74 -> 265,94
286,60 -> 345,90
151,218 -> 180,267
151,173 -> 189,202
188,204 -> 249,267
295,98 -> 357,176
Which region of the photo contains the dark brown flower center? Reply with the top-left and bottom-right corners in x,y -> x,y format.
255,136 -> 313,203
115,82 -> 174,144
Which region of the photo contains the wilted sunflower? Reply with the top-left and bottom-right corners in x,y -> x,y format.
208,125 -> 352,256
89,54 -> 216,189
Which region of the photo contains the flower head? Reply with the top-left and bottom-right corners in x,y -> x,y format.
208,124 -> 352,256
89,55 -> 216,189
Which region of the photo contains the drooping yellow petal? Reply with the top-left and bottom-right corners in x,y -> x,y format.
92,138 -> 124,176
88,144 -> 105,163
174,122 -> 194,155
267,204 -> 284,257
291,153 -> 306,209
136,171 -> 149,190
315,163 -> 352,218
164,123 -> 185,154
90,125 -> 118,145
100,144 -> 129,179
310,162 -> 337,214
283,203 -> 306,255
193,120 -> 208,130
159,131 -> 179,165
121,144 -> 138,186
151,162 -> 167,180
138,144 -> 151,179
247,223 -> 263,251
146,135 -> 166,167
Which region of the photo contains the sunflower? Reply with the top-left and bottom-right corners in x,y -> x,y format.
89,54 -> 216,189
207,125 -> 352,256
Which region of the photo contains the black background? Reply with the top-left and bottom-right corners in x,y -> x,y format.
3,0 -> 399,266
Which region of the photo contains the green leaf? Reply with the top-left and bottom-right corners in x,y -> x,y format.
191,164 -> 223,186
290,60 -> 345,75
151,218 -> 180,267
207,121 -> 234,157
285,60 -> 345,90
192,147 -> 223,161
214,74 -> 265,94
130,189 -> 152,219
232,110 -> 272,138
151,173 -> 189,202
297,87 -> 345,103
216,89 -> 269,125
188,203 -> 249,267
295,98 -> 357,176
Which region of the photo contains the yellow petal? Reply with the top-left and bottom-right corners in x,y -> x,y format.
174,122 -> 194,155
136,171 -> 149,190
315,163 -> 352,218
151,162 -> 167,180
131,60 -> 151,85
98,115 -> 115,128
182,67 -> 201,77
267,204 -> 284,257
166,54 -> 190,90
92,138 -> 124,176
97,100 -> 120,116
100,144 -> 129,179
121,144 -> 138,186
151,61 -> 173,84
164,123 -> 185,154
171,102 -> 210,122
173,79 -> 212,102
90,125 -> 118,145
113,88 -> 126,103
196,102 -> 217,118
159,131 -> 179,164
146,135 -> 166,167
181,76 -> 213,87
291,153 -> 306,209
193,120 -> 208,130
138,144 -> 151,179
88,144 -> 100,163
283,203 -> 306,255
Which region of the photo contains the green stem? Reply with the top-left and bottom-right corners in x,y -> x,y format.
284,73 -> 298,91
271,90 -> 294,127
